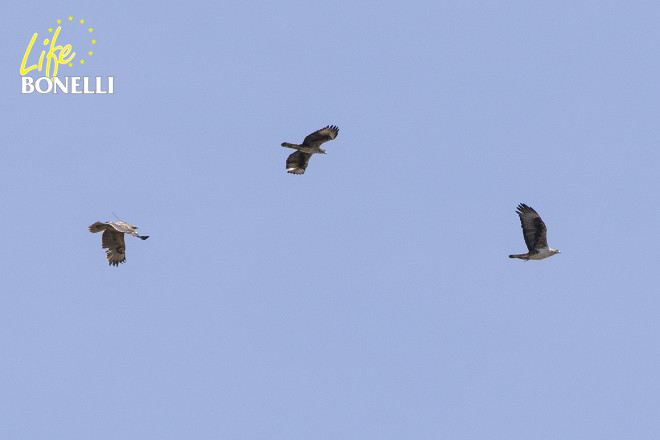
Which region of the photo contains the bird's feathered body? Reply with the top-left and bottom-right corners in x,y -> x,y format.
509,204 -> 560,261
281,125 -> 339,174
89,221 -> 149,266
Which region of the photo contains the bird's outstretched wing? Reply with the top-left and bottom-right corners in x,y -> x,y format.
101,229 -> 126,266
286,151 -> 312,174
516,203 -> 548,251
107,221 -> 149,240
106,221 -> 138,237
302,125 -> 339,148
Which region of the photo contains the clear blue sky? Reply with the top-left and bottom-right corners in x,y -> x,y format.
3,1 -> 660,438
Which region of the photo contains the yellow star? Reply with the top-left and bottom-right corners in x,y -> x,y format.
57,19 -> 61,23
68,16 -> 73,21
80,19 -> 84,24
91,39 -> 96,44
69,62 -> 73,67
80,59 -> 85,64
89,51 -> 93,56
88,28 -> 93,32
48,28 -> 53,32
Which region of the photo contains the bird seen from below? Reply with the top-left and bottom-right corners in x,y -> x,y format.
89,221 -> 149,266
509,203 -> 560,261
281,125 -> 339,174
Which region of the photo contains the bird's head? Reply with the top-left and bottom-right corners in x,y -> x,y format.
550,248 -> 561,255
320,148 -> 327,154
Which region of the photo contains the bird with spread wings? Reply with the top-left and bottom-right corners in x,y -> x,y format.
509,203 -> 560,261
281,125 -> 339,174
89,221 -> 149,266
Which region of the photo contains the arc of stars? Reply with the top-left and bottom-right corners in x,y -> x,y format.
52,16 -> 94,69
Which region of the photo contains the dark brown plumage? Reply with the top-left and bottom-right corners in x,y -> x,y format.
281,125 -> 339,174
509,204 -> 560,261
89,221 -> 149,266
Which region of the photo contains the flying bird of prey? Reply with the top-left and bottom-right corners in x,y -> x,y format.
509,203 -> 560,261
89,221 -> 149,266
281,125 -> 339,174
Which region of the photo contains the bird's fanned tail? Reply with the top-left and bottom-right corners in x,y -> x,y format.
88,222 -> 106,233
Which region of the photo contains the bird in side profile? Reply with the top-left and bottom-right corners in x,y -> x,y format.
509,203 -> 560,261
89,221 -> 149,266
281,125 -> 339,174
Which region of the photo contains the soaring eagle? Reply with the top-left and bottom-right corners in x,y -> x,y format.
89,221 -> 149,266
509,203 -> 560,261
281,125 -> 339,174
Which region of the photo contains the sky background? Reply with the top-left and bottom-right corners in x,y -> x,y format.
2,0 -> 660,438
